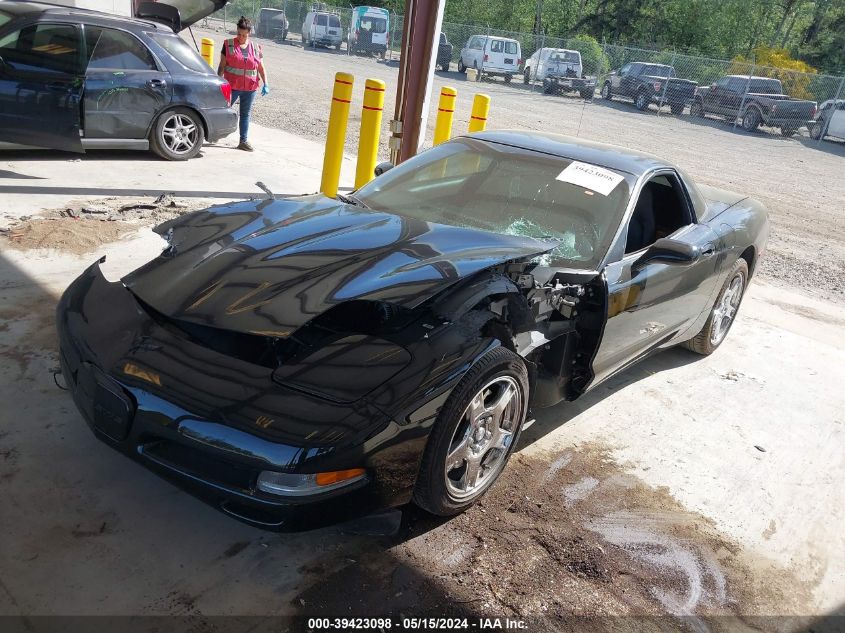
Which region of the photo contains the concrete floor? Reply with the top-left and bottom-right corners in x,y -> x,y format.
0,125 -> 843,623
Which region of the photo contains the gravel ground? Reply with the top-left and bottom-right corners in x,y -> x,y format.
196,24 -> 845,305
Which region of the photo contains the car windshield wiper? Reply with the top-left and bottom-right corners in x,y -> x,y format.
336,193 -> 369,209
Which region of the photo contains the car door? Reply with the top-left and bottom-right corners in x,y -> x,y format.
722,77 -> 746,116
463,36 -> 479,68
502,40 -> 519,73
0,20 -> 85,153
612,63 -> 632,95
82,25 -> 171,140
590,171 -> 722,385
703,76 -> 727,113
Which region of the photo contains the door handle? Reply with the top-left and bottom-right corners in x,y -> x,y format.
701,244 -> 716,257
147,78 -> 166,88
47,81 -> 69,92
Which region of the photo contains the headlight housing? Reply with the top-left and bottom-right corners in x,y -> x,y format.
257,468 -> 367,497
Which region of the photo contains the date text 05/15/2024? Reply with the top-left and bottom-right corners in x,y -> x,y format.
307,617 -> 529,630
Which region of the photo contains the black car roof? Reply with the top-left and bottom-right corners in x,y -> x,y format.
1,1 -> 168,30
468,130 -> 671,176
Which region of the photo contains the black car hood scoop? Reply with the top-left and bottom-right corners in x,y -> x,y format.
124,196 -> 555,337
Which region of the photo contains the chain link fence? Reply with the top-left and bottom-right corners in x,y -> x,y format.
206,0 -> 845,140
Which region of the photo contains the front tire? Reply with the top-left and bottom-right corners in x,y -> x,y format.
601,81 -> 612,100
150,108 -> 204,161
810,120 -> 825,140
684,258 -> 748,356
413,347 -> 529,516
670,101 -> 685,115
458,58 -> 466,73
780,126 -> 797,137
580,88 -> 593,99
523,68 -> 530,84
690,99 -> 705,117
635,90 -> 649,111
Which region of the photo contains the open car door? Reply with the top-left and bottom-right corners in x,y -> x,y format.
0,21 -> 85,153
135,0 -> 229,32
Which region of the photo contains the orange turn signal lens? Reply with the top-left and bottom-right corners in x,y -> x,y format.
315,468 -> 366,486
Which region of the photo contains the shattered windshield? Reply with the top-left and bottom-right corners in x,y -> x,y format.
354,138 -> 634,269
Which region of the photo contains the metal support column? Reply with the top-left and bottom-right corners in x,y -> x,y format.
388,0 -> 446,164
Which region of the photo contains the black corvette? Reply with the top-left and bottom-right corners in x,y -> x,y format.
57,131 -> 769,530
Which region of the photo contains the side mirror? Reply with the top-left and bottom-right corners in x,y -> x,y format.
633,238 -> 700,270
374,161 -> 394,177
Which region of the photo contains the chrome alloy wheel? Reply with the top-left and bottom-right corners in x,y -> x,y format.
710,272 -> 744,346
160,113 -> 199,155
444,376 -> 522,500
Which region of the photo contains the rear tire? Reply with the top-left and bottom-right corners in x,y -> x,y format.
690,99 -> 705,117
780,126 -> 797,137
741,108 -> 761,132
150,107 -> 204,161
580,88 -> 593,99
458,58 -> 466,73
523,68 -> 530,84
670,101 -> 685,115
684,258 -> 748,356
504,74 -> 512,84
413,347 -> 529,516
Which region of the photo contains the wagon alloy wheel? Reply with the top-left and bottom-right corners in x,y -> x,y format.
150,107 -> 205,161
413,347 -> 529,516
444,376 -> 521,500
684,258 -> 749,356
161,114 -> 198,155
710,273 -> 744,346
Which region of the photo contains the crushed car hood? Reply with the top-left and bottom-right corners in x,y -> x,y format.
124,196 -> 556,336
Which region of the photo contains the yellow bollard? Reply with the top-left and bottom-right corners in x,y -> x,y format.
355,78 -> 386,189
320,72 -> 354,199
200,38 -> 214,68
468,93 -> 491,133
433,86 -> 457,146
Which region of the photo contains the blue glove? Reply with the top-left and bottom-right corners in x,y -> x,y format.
261,84 -> 270,96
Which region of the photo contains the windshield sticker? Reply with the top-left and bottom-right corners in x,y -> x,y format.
556,161 -> 625,196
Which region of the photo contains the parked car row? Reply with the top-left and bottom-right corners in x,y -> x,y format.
295,6 -> 390,57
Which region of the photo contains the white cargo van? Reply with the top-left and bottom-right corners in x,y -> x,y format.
302,11 -> 343,50
348,6 -> 390,57
458,35 -> 521,83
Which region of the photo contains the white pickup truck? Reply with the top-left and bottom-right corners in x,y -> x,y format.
525,48 -> 596,99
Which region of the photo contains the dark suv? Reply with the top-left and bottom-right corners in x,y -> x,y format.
0,0 -> 235,160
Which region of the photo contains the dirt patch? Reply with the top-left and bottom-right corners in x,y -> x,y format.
293,444 -> 818,630
1,194 -> 209,255
2,218 -> 137,255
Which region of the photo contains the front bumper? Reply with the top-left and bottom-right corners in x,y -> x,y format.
203,105 -> 238,143
56,262 -> 408,531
